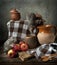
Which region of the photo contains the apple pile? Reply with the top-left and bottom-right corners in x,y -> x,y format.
7,41 -> 29,58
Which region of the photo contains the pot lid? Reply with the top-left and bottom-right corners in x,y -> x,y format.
10,9 -> 20,14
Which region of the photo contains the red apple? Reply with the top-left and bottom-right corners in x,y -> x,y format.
20,43 -> 28,51
13,44 -> 20,51
7,49 -> 16,58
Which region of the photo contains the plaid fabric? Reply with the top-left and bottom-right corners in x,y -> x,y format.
7,20 -> 30,41
4,37 -> 17,52
29,43 -> 57,59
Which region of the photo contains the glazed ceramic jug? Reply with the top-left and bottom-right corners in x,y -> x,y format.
37,25 -> 57,45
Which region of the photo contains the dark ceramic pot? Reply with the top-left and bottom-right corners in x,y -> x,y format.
23,36 -> 39,49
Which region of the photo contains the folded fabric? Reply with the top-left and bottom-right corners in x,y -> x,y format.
29,43 -> 57,60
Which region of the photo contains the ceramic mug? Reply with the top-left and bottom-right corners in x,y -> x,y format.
23,35 -> 39,49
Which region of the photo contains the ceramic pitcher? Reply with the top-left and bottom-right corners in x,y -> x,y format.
37,25 -> 57,45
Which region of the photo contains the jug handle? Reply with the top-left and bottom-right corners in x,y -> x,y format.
56,27 -> 57,36
53,26 -> 57,36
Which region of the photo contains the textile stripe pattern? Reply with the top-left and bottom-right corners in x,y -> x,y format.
7,20 -> 30,40
35,43 -> 57,58
29,43 -> 57,59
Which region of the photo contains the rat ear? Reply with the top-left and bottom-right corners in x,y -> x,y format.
35,13 -> 42,19
27,13 -> 36,22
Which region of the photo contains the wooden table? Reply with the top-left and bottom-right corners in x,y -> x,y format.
0,53 -> 57,65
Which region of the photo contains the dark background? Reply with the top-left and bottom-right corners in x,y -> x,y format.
0,0 -> 57,65
0,0 -> 57,45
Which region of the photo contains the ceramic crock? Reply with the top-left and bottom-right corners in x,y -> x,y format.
23,35 -> 39,49
37,25 -> 57,45
10,9 -> 21,21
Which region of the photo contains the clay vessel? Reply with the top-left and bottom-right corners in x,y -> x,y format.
10,9 -> 21,21
23,35 -> 39,49
37,25 -> 57,44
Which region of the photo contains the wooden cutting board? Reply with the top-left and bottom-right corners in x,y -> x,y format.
18,51 -> 34,61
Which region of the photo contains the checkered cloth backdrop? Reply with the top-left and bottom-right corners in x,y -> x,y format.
4,20 -> 36,52
7,20 -> 31,41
